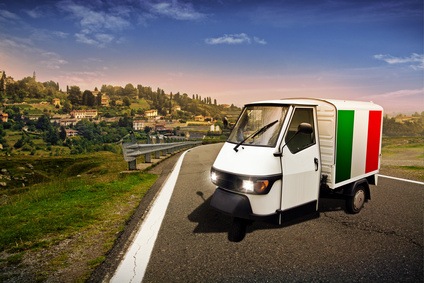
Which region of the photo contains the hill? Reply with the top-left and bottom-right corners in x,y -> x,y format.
0,73 -> 241,155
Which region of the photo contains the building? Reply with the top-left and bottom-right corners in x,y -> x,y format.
52,98 -> 61,107
194,115 -> 205,122
0,112 -> 8,122
101,94 -> 109,106
60,118 -> 78,127
65,129 -> 79,137
145,109 -> 158,118
133,120 -> 145,131
70,109 -> 98,119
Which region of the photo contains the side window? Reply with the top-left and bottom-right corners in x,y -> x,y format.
285,108 -> 316,153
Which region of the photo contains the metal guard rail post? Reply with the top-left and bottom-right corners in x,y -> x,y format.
122,141 -> 202,170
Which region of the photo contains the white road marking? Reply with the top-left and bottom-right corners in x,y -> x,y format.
110,150 -> 189,283
379,174 -> 424,186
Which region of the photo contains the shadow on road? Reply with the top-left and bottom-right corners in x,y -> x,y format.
188,191 -> 347,239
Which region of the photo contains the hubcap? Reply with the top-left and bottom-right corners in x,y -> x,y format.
354,189 -> 365,211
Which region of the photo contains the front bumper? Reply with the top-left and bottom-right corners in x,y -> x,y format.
210,188 -> 253,219
210,188 -> 278,223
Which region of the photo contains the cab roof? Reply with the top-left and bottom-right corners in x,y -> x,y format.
246,98 -> 383,111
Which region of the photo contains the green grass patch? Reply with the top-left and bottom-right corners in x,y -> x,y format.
0,172 -> 157,252
400,165 -> 424,171
382,136 -> 424,149
130,98 -> 150,110
0,152 -> 158,253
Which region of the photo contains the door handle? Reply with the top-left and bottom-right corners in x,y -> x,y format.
314,158 -> 319,171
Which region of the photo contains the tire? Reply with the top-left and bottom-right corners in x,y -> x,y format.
346,184 -> 366,214
228,217 -> 247,242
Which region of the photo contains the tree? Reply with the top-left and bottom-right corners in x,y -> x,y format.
68,86 -> 81,105
124,83 -> 136,96
59,126 -> 67,141
62,100 -> 72,113
36,115 -> 52,131
44,127 -> 59,145
101,85 -> 115,96
82,90 -> 96,106
123,97 -> 131,107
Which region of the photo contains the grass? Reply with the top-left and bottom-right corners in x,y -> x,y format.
381,136 -> 424,181
130,98 -> 150,110
1,173 -> 156,251
0,151 -> 158,281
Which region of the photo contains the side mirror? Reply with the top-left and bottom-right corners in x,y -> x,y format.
298,123 -> 313,134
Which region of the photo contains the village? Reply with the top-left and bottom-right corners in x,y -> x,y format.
0,69 -> 241,153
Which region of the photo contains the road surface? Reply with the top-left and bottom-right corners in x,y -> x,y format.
108,143 -> 423,282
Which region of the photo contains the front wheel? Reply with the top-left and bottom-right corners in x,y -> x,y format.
346,185 -> 366,214
228,217 -> 247,242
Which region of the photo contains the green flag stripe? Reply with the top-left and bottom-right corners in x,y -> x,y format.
336,110 -> 354,183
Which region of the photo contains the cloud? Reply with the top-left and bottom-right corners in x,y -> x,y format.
25,7 -> 45,19
376,88 -> 424,99
60,2 -> 130,32
0,35 -> 68,70
0,9 -> 21,21
40,52 -> 68,69
146,0 -> 206,21
374,53 -> 424,70
58,0 -> 130,47
253,36 -> 267,45
205,33 -> 267,45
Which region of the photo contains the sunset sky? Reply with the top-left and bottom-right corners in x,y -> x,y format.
0,0 -> 422,114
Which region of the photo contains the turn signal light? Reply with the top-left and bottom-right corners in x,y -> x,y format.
254,180 -> 269,194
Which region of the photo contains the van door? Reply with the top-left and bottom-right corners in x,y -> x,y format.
281,106 -> 321,211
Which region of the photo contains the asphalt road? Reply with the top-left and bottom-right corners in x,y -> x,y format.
111,143 -> 424,282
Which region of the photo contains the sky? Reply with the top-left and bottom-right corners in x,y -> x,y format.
0,0 -> 423,114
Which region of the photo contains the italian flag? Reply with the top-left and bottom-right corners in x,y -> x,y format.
335,110 -> 383,184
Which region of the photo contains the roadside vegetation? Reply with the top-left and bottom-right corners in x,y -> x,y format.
0,151 -> 158,281
380,136 -> 424,182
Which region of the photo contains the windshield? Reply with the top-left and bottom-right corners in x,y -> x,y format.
228,105 -> 288,147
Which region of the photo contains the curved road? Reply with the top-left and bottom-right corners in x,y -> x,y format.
108,143 -> 423,282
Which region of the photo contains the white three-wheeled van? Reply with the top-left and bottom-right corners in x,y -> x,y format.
210,98 -> 383,241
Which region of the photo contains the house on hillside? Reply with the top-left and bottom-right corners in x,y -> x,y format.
194,115 -> 205,122
70,109 -> 98,119
52,98 -> 61,107
60,118 -> 78,127
0,112 -> 8,122
101,94 -> 110,106
145,109 -> 158,118
133,120 -> 145,131
65,129 -> 79,137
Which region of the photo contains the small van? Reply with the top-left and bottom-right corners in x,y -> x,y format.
210,98 -> 383,241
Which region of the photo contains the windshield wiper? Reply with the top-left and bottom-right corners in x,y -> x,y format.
233,120 -> 279,152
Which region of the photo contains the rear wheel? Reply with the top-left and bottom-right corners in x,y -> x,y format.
346,185 -> 366,214
228,217 -> 247,242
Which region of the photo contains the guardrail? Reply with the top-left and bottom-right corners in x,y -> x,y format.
122,140 -> 202,170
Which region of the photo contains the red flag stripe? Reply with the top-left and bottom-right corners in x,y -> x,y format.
365,110 -> 382,173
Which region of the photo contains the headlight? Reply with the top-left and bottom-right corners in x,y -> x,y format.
210,167 -> 279,195
210,171 -> 218,183
242,180 -> 254,192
